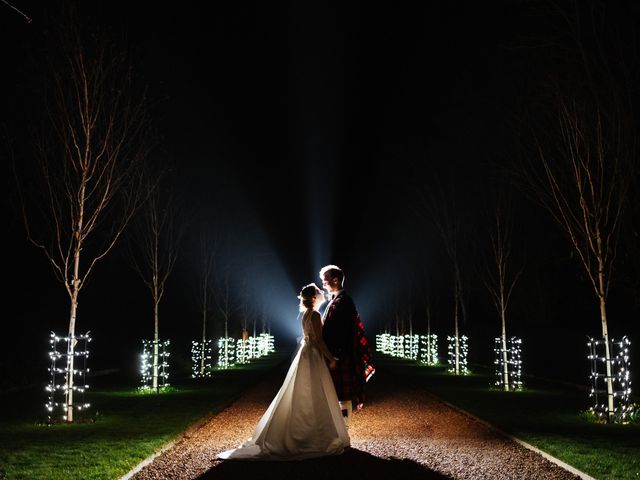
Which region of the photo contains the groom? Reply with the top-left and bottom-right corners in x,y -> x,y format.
320,265 -> 374,426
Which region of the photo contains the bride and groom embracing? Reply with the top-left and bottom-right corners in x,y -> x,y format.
218,265 -> 375,461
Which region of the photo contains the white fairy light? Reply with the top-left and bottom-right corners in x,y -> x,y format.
447,335 -> 469,375
259,333 -> 275,356
217,337 -> 236,369
493,336 -> 523,391
191,340 -> 213,378
236,338 -> 250,364
403,334 -> 420,360
392,335 -> 404,357
139,339 -> 171,391
217,334 -> 275,369
249,335 -> 260,359
46,331 -> 91,423
587,336 -> 633,422
419,334 -> 438,365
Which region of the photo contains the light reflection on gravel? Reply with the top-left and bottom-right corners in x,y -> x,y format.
129,366 -> 581,480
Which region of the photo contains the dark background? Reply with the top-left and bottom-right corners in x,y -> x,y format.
2,1 -> 639,388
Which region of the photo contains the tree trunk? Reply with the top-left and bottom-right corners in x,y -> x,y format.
596,232 -> 614,421
65,282 -> 79,423
153,299 -> 159,391
501,305 -> 509,391
599,291 -> 614,421
454,290 -> 460,375
426,305 -> 431,362
200,298 -> 206,376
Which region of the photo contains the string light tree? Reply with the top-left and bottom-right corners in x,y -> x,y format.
129,175 -> 182,392
236,327 -> 250,365
376,332 -> 392,355
259,320 -> 276,356
588,336 -> 633,422
446,276 -> 469,375
520,20 -> 636,420
419,334 -> 438,366
418,280 -> 438,366
17,18 -> 152,421
483,200 -> 524,392
404,304 -> 419,360
236,284 -> 258,365
418,176 -> 470,376
392,310 -> 405,358
46,332 -> 91,423
213,264 -> 239,369
192,232 -> 215,378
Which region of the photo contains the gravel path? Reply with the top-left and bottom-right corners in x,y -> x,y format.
128,364 -> 582,480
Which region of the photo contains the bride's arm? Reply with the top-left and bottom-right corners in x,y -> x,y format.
311,311 -> 336,364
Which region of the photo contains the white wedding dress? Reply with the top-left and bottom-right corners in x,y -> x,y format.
218,310 -> 350,460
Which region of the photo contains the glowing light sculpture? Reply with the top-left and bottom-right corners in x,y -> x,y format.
258,333 -> 275,356
493,336 -> 523,391
419,334 -> 438,365
403,334 -> 419,360
447,335 -> 469,375
217,337 -> 236,369
249,335 -> 260,359
46,332 -> 91,423
236,339 -> 250,364
392,335 -> 404,357
191,340 -> 213,378
588,336 -> 633,423
140,339 -> 170,391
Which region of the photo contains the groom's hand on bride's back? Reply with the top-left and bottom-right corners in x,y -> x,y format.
328,358 -> 337,370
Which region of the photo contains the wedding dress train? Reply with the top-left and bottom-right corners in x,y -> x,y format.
218,311 -> 350,460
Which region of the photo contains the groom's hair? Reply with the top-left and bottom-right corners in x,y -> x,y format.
319,265 -> 345,286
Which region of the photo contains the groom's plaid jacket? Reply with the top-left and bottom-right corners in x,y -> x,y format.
322,292 -> 374,404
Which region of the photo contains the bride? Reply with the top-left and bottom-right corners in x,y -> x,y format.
217,283 -> 350,460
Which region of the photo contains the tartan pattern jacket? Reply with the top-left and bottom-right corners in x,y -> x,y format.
322,292 -> 375,404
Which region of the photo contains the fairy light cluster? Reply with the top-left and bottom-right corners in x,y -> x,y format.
217,334 -> 275,369
376,333 -> 390,353
376,333 -> 438,365
419,334 -> 438,365
236,338 -> 250,364
587,336 -> 633,422
259,333 -> 275,355
493,336 -> 523,391
140,339 -> 170,390
404,335 -> 420,360
191,340 -> 213,378
249,335 -> 261,358
392,335 -> 404,357
217,337 -> 236,369
46,332 -> 91,422
447,335 -> 469,375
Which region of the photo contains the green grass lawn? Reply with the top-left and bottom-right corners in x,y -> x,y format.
378,355 -> 640,480
0,353 -> 288,480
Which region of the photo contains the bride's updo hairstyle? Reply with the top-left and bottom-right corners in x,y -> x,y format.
298,283 -> 321,311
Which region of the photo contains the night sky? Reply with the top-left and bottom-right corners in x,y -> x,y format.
2,1 -> 639,386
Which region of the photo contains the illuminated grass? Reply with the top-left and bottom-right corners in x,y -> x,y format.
379,355 -> 640,480
0,352 -> 288,480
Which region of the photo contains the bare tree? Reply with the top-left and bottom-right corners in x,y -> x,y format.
418,271 -> 435,363
129,178 -> 182,391
213,259 -> 239,367
17,21 -> 150,421
482,200 -> 523,391
520,8 -> 637,417
195,231 -> 216,376
417,182 -> 467,374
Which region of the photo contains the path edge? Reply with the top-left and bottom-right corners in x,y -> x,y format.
425,392 -> 597,480
118,411 -> 217,480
